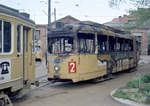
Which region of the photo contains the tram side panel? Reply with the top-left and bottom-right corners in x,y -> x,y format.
48,54 -> 107,82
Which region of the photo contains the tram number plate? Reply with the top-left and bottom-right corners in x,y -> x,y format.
68,62 -> 76,73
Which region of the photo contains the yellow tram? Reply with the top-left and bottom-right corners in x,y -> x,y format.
47,21 -> 139,83
0,5 -> 37,105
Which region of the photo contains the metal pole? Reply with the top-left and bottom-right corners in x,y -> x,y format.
54,8 -> 56,21
48,0 -> 51,31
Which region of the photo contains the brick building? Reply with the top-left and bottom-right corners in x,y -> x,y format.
35,24 -> 47,57
35,15 -> 79,56
131,27 -> 149,55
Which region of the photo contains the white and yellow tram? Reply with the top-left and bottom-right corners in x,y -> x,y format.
0,4 -> 36,105
47,21 -> 139,83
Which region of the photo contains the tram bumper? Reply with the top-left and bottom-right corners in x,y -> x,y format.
53,74 -> 60,79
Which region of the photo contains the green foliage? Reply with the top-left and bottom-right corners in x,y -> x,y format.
126,74 -> 150,89
113,90 -> 131,99
141,74 -> 150,83
146,95 -> 150,103
130,8 -> 150,27
114,74 -> 150,103
126,79 -> 141,88
121,23 -> 136,30
109,0 -> 150,30
113,90 -> 146,102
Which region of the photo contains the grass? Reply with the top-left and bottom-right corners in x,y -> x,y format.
113,73 -> 150,103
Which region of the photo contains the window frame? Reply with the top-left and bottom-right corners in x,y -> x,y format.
48,37 -> 74,54
16,24 -> 22,54
0,19 -> 13,55
78,33 -> 95,54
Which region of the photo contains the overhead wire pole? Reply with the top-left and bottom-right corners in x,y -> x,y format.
54,8 -> 56,21
48,0 -> 51,31
46,0 -> 51,65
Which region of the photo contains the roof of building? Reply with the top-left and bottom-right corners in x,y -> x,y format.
52,15 -> 79,24
104,21 -> 123,28
36,15 -> 79,28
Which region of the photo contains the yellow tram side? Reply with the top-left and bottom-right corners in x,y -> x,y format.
0,5 -> 36,105
47,21 -> 139,83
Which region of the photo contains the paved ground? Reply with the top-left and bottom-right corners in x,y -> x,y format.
13,56 -> 150,106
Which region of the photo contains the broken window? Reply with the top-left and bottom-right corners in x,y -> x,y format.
48,37 -> 73,54
98,35 -> 107,53
108,36 -> 115,52
116,38 -> 124,52
78,33 -> 95,54
124,39 -> 129,51
129,40 -> 133,51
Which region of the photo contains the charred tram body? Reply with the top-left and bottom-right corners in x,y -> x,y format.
0,5 -> 36,105
47,21 -> 139,83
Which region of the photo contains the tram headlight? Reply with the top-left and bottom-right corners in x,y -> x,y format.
54,64 -> 60,71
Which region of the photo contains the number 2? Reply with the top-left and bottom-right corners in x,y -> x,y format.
68,61 -> 76,73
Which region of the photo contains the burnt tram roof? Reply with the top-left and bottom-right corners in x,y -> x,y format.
48,21 -> 132,39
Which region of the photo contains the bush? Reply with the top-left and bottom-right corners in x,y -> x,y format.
113,90 -> 130,99
146,95 -> 150,103
141,74 -> 150,83
126,80 -> 141,88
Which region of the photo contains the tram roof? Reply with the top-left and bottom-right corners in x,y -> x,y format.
0,4 -> 35,24
48,21 -> 133,39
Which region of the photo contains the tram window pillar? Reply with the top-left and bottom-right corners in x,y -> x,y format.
0,20 -> 2,53
73,36 -> 78,54
95,32 -> 98,54
107,36 -> 109,52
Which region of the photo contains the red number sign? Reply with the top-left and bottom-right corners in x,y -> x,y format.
68,61 -> 76,73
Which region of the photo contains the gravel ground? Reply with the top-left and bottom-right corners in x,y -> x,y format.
13,56 -> 150,106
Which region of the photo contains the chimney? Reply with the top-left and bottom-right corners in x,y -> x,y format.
119,16 -> 122,18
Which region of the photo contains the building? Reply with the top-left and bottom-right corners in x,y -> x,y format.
35,15 -> 80,57
35,25 -> 47,57
131,26 -> 150,55
104,21 -> 123,29
51,15 -> 79,28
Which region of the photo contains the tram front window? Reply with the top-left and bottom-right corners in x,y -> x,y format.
48,37 -> 73,54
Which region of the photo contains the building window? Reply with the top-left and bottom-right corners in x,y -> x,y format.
17,25 -> 21,53
35,30 -> 40,41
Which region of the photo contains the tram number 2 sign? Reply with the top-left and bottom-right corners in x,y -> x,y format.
68,61 -> 76,73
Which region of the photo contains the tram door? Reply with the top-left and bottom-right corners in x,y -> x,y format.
23,26 -> 35,82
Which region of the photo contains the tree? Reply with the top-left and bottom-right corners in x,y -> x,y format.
129,8 -> 150,26
109,0 -> 150,8
108,0 -> 150,30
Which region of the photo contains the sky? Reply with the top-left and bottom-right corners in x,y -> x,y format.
0,0 -> 135,24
